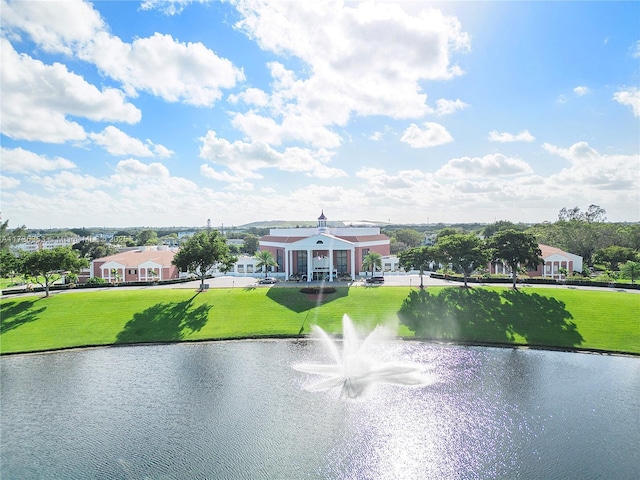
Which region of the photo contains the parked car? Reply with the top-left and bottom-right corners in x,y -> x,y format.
365,276 -> 384,284
258,277 -> 278,284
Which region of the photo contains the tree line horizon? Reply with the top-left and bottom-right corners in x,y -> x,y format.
2,205 -> 639,295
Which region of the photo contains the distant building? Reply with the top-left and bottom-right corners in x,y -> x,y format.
12,235 -> 92,252
230,254 -> 260,276
537,244 -> 583,279
90,246 -> 180,283
258,211 -> 391,281
424,233 -> 437,246
489,244 -> 583,280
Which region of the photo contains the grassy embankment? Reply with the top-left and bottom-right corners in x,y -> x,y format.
1,286 -> 638,355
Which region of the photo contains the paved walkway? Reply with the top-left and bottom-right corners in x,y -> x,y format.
3,273 -> 639,299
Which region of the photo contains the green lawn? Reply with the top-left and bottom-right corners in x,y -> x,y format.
1,285 -> 638,355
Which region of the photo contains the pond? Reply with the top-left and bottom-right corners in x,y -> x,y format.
1,341 -> 638,479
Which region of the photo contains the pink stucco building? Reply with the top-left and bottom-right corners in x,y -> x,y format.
259,211 -> 390,281
90,246 -> 180,283
489,244 -> 583,280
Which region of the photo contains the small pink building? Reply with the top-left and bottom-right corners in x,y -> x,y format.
259,211 -> 390,281
489,244 -> 583,280
91,247 -> 180,283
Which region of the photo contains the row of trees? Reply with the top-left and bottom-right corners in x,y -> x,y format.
171,231 -> 277,290
382,206 -> 640,271
396,230 -> 543,290
0,246 -> 88,297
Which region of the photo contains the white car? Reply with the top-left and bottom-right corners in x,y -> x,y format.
258,277 -> 277,284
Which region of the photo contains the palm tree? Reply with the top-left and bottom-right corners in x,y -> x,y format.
255,250 -> 278,278
362,252 -> 382,277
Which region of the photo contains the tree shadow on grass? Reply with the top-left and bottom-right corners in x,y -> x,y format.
266,286 -> 349,313
398,288 -> 583,348
115,293 -> 211,344
0,299 -> 47,334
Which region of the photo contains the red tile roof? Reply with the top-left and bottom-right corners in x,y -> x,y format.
94,249 -> 176,267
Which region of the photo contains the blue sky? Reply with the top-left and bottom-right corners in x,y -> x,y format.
1,0 -> 638,229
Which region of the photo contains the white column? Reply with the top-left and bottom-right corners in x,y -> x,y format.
350,247 -> 355,280
307,249 -> 312,281
329,248 -> 334,282
284,247 -> 289,280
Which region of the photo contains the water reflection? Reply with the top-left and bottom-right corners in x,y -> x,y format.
1,342 -> 638,479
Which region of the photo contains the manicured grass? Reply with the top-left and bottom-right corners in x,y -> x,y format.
1,286 -> 638,355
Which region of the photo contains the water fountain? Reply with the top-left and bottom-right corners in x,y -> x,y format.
293,314 -> 431,398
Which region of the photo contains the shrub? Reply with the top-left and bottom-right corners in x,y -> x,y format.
300,287 -> 336,294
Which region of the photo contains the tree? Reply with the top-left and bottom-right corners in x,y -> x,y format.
527,219 -> 605,266
20,247 -> 88,297
136,229 -> 160,246
0,249 -> 21,280
487,230 -> 543,289
593,246 -> 637,271
482,220 -> 526,238
242,234 -> 259,254
70,227 -> 92,237
72,240 -> 118,260
393,229 -> 424,248
559,204 -> 607,223
0,220 -> 27,250
620,261 -> 640,284
255,250 -> 277,278
362,252 -> 382,277
390,239 -> 408,255
436,227 -> 461,241
172,230 -> 237,290
435,233 -> 489,288
398,246 -> 434,289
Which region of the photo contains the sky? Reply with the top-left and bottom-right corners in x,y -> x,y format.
1,0 -> 639,229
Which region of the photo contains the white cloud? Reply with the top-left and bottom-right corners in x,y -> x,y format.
199,130 -> 347,179
3,1 -> 244,107
228,88 -> 270,107
488,129 -> 535,143
85,32 -> 245,106
544,142 -> 639,190
0,39 -> 141,143
432,98 -> 469,116
613,87 -> 640,117
631,40 -> 640,58
436,153 -> 534,179
0,147 -> 76,173
200,164 -> 258,189
573,86 -> 591,96
400,122 -> 453,148
0,175 -> 21,189
1,0 -> 106,55
229,1 -> 469,145
542,141 -> 599,162
110,158 -> 171,185
30,170 -> 106,192
89,126 -> 173,158
152,144 -> 174,159
140,0 -> 208,16
356,167 -> 430,190
231,110 -> 343,149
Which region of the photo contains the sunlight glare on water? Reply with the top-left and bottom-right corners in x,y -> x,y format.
1,341 -> 638,479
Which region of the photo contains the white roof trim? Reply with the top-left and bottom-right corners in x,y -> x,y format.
287,233 -> 354,249
101,260 -> 125,269
139,260 -> 163,268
